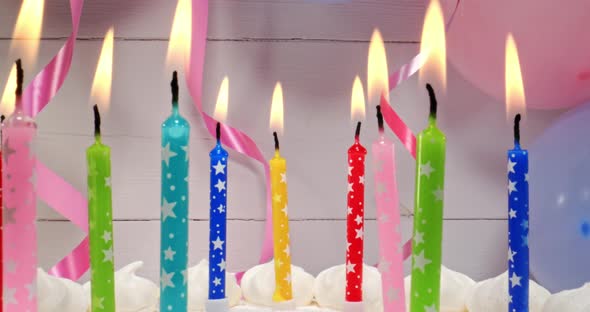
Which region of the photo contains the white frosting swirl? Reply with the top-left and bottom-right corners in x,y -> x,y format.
404,266 -> 475,312
187,259 -> 242,311
465,271 -> 550,312
38,268 -> 89,312
313,264 -> 383,312
542,283 -> 590,312
242,260 -> 315,307
84,261 -> 159,312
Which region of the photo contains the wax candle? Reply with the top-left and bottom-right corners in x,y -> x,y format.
345,77 -> 367,308
208,123 -> 229,304
161,71 -> 189,312
373,105 -> 405,310
508,114 -> 529,312
269,82 -> 294,307
2,60 -> 37,311
87,105 -> 116,312
410,84 -> 446,312
0,114 -> 4,311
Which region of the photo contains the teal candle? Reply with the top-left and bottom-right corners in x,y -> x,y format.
160,71 -> 190,312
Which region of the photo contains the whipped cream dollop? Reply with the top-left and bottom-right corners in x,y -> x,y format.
242,260 -> 315,307
187,259 -> 241,311
404,266 -> 475,312
84,261 -> 159,312
542,283 -> 590,312
38,268 -> 89,312
313,264 -> 383,312
465,271 -> 550,312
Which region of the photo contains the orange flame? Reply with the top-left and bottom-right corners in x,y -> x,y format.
11,0 -> 45,67
351,76 -> 366,122
505,33 -> 526,120
166,0 -> 192,70
90,28 -> 114,112
367,28 -> 389,107
269,82 -> 284,135
214,76 -> 229,122
419,0 -> 446,92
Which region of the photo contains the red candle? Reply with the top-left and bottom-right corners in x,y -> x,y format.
346,77 -> 367,303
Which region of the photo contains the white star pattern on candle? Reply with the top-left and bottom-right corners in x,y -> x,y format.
161,269 -> 176,289
509,209 -> 517,219
346,241 -> 351,251
212,236 -> 225,250
347,206 -> 353,215
378,258 -> 391,274
359,175 -> 365,184
433,187 -> 444,201
355,227 -> 364,239
378,213 -> 390,223
213,161 -> 226,175
217,204 -> 225,213
181,145 -> 189,161
509,272 -> 522,288
508,180 -> 517,194
214,179 -> 226,192
284,246 -> 290,257
102,231 -> 112,243
182,269 -> 188,285
354,214 -> 363,225
213,277 -> 222,286
162,198 -> 177,221
525,173 -> 529,182
95,296 -> 105,309
284,273 -> 292,284
508,159 -> 517,173
162,143 -> 178,167
273,194 -> 282,203
25,283 -> 36,301
104,176 -> 112,187
386,286 -> 398,302
281,172 -> 287,183
348,182 -> 354,193
102,247 -> 114,263
413,251 -> 432,273
508,247 -> 516,262
420,162 -> 435,178
217,259 -> 226,272
346,261 -> 356,273
414,231 -> 425,246
424,304 -> 437,312
348,166 -> 353,176
4,287 -> 16,304
276,258 -> 283,267
282,205 -> 288,215
164,246 -> 176,261
376,182 -> 386,194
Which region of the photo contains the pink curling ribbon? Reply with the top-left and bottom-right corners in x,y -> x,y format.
186,0 -> 273,280
19,0 -> 89,280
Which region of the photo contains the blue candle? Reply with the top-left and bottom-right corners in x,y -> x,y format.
508,114 -> 529,312
161,72 -> 189,312
209,122 -> 228,300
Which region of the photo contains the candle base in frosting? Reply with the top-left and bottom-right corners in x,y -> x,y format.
272,298 -> 296,311
206,297 -> 230,312
343,300 -> 364,312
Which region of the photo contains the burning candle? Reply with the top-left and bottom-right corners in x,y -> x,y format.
160,71 -> 190,312
2,60 -> 37,311
410,1 -> 447,311
269,82 -> 294,309
87,28 -> 115,312
345,76 -> 367,310
505,33 -> 529,312
207,77 -> 230,312
0,114 -> 4,311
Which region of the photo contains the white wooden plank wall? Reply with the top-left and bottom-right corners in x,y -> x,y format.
0,0 -> 561,282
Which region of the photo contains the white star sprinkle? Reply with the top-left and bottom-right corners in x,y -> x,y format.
273,194 -> 282,203
214,179 -> 226,192
162,143 -> 178,167
213,277 -> 222,286
508,180 -> 517,194
104,176 -> 112,187
509,209 -> 517,219
346,261 -> 356,273
509,272 -> 522,288
424,304 -> 437,312
414,231 -> 425,246
284,273 -> 292,284
354,214 -> 363,225
162,198 -> 177,221
217,204 -> 225,213
280,172 -> 287,183
102,247 -> 114,263
348,166 -> 353,176
164,246 -> 176,261
181,145 -> 189,161
212,236 -> 225,250
420,162 -> 435,178
347,206 -> 353,215
25,283 -> 36,301
217,259 -> 227,272
359,175 -> 365,184
213,161 -> 226,175
284,246 -> 290,257
508,247 -> 516,263
348,183 -> 354,193
102,231 -> 112,243
508,159 -> 517,174
378,258 -> 391,274
161,269 -> 176,289
355,227 -> 364,239
94,296 -> 105,310
433,187 -> 444,201
413,251 -> 432,273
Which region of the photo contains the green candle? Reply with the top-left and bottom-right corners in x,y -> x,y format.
410,84 -> 446,312
87,105 -> 115,311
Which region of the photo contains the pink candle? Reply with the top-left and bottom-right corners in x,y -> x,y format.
373,104 -> 405,310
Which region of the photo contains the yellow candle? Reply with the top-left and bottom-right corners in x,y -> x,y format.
269,82 -> 293,303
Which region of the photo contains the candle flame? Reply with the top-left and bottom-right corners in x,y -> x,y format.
11,0 -> 44,67
0,65 -> 17,116
166,0 -> 192,70
367,28 -> 389,106
351,76 -> 366,122
419,0 -> 446,92
269,82 -> 284,135
214,76 -> 229,122
505,33 -> 526,120
90,27 -> 114,112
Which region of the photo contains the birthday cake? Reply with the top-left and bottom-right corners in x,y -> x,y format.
38,261 -> 590,312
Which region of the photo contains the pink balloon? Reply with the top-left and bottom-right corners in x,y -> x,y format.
444,0 -> 590,109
